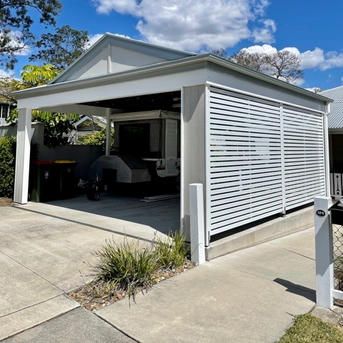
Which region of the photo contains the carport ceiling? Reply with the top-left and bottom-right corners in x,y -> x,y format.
81,91 -> 181,113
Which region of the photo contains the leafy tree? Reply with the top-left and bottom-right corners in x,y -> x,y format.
264,50 -> 303,83
7,64 -> 79,147
20,64 -> 59,87
78,130 -> 106,146
232,51 -> 267,73
0,0 -> 62,69
29,25 -> 89,70
78,128 -> 114,147
0,136 -> 16,198
232,49 -> 303,84
210,49 -> 227,58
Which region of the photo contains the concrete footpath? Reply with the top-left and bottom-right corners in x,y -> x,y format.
96,229 -> 316,343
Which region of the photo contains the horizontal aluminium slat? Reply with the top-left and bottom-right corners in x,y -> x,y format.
284,111 -> 323,122
210,140 -> 281,148
210,184 -> 280,202
210,92 -> 280,111
210,208 -> 282,235
210,112 -> 281,128
286,188 -> 325,201
210,120 -> 281,134
210,160 -> 281,168
210,155 -> 282,162
210,104 -> 280,121
210,204 -> 282,231
210,88 -> 280,109
210,123 -> 281,136
211,191 -> 282,213
211,200 -> 283,224
283,106 -> 323,117
210,148 -> 282,154
286,193 -> 324,208
210,130 -> 282,140
285,180 -> 326,192
211,168 -> 282,178
210,178 -> 281,195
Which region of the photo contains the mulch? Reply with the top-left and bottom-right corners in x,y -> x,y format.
0,197 -> 12,206
68,260 -> 194,311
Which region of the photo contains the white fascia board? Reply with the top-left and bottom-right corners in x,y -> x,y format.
16,67 -> 207,109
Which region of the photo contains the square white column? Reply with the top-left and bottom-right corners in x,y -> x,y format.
14,108 -> 32,204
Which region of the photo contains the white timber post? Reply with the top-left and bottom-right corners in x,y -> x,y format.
105,109 -> 111,156
314,196 -> 334,309
189,183 -> 206,265
14,108 -> 32,204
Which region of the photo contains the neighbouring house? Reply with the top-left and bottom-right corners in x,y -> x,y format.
0,95 -> 15,126
71,115 -> 106,143
12,33 -> 331,254
321,86 -> 343,195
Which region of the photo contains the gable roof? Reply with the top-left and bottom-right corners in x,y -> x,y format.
51,33 -> 194,84
321,86 -> 343,129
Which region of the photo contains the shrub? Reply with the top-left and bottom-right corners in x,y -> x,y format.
154,232 -> 188,270
0,136 -> 16,198
78,130 -> 106,146
94,240 -> 158,298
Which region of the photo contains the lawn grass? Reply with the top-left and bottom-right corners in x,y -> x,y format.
278,313 -> 343,343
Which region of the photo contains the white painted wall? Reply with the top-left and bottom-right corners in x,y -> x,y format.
181,85 -> 206,240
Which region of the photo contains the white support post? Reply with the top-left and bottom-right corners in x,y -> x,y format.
314,196 -> 334,309
14,108 -> 32,204
105,109 -> 111,156
189,183 -> 206,265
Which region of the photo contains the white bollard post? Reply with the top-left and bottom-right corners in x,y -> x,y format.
189,183 -> 206,265
314,196 -> 334,309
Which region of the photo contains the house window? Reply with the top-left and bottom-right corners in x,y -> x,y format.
0,104 -> 10,119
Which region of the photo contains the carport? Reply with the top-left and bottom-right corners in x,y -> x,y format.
13,34 -> 331,247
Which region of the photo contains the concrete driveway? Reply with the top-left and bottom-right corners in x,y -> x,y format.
0,199 -> 168,340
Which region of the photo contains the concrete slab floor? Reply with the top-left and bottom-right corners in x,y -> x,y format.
0,197 -> 172,340
97,229 -> 316,343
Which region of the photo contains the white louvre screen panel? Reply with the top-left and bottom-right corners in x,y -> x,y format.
283,105 -> 326,210
208,86 -> 283,236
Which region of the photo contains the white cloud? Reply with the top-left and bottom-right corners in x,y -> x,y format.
93,0 -> 275,51
0,68 -> 14,79
86,33 -> 133,49
252,19 -> 276,44
240,44 -> 277,55
321,51 -> 343,70
300,48 -> 324,69
0,31 -> 30,56
86,33 -> 104,49
94,0 -> 138,14
239,44 -> 343,72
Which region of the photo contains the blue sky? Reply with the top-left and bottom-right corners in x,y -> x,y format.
7,0 -> 343,90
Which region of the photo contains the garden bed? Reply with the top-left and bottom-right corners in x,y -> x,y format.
69,261 -> 193,311
68,233 -> 193,310
0,197 -> 12,206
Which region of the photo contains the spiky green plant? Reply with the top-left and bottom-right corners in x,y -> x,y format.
94,240 -> 158,298
154,231 -> 188,270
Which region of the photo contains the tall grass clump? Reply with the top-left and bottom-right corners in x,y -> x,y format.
155,231 -> 188,270
94,240 -> 158,298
